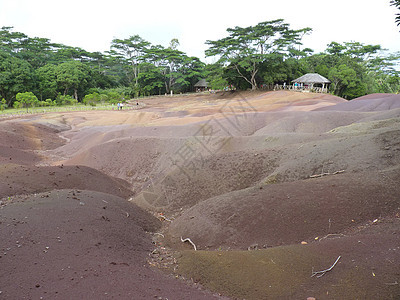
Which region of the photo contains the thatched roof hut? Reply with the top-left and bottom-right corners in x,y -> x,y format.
194,79 -> 209,91
293,73 -> 330,84
291,73 -> 330,92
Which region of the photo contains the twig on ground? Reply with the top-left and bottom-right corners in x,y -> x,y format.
310,170 -> 345,178
181,237 -> 197,251
385,281 -> 398,285
311,256 -> 341,278
158,213 -> 173,222
318,233 -> 345,242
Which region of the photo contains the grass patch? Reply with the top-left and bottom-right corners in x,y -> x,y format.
263,173 -> 280,184
0,104 -> 124,118
177,245 -> 326,299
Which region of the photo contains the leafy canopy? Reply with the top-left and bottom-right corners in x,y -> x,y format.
391,0 -> 400,26
15,92 -> 38,112
205,19 -> 312,89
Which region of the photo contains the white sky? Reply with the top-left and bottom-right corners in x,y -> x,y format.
1,0 -> 399,62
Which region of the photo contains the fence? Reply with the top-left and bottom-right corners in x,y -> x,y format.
0,103 -> 145,120
260,84 -> 329,94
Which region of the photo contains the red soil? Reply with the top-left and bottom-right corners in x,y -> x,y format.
0,91 -> 399,299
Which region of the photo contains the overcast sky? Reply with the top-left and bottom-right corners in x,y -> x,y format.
1,0 -> 399,62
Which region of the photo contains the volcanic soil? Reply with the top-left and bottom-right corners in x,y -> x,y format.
1,90 -> 399,299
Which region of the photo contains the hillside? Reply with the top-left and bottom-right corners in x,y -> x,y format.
1,90 -> 399,299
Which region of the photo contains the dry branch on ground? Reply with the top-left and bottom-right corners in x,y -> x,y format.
311,256 -> 341,278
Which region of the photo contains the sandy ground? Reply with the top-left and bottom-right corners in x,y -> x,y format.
0,90 -> 399,299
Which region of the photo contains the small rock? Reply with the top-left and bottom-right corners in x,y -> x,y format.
301,241 -> 308,245
248,243 -> 259,250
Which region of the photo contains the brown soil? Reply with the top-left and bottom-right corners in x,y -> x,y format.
178,217 -> 400,299
0,190 -> 217,299
167,168 -> 400,250
0,119 -> 66,165
0,90 -> 399,299
0,164 -> 133,200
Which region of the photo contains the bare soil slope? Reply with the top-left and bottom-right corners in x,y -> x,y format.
0,190 -> 217,299
178,217 -> 400,299
1,90 -> 399,299
0,164 -> 133,199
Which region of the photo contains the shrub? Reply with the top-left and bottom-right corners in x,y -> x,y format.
55,94 -> 78,106
13,101 -> 22,109
83,93 -> 100,106
16,92 -> 39,112
45,99 -> 56,106
86,87 -> 129,104
0,98 -> 7,111
99,93 -> 109,102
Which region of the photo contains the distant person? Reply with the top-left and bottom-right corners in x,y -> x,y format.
117,102 -> 121,110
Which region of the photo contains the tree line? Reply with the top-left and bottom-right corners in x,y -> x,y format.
206,19 -> 399,99
0,27 -> 205,109
0,18 -> 399,109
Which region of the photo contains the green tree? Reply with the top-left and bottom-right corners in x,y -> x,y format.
169,38 -> 180,50
144,40 -> 205,94
0,98 -> 7,111
0,26 -> 28,53
56,60 -> 91,100
303,41 -> 396,99
137,62 -> 165,95
36,64 -> 58,100
367,52 -> 400,93
51,45 -> 89,63
55,94 -> 77,106
205,19 -> 312,90
84,51 -> 117,89
109,35 -> 150,91
179,56 -> 206,92
0,27 -> 60,68
17,37 -> 56,68
204,63 -> 228,90
83,92 -> 100,106
15,92 -> 38,112
146,44 -> 184,93
391,0 -> 400,26
328,64 -> 358,98
0,51 -> 33,105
